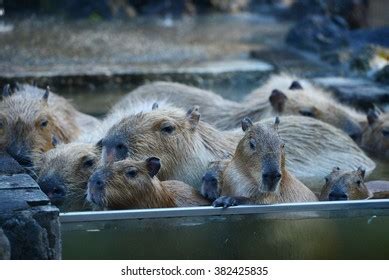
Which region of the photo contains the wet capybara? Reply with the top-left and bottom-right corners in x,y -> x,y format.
319,167 -> 372,201
33,143 -> 101,211
360,108 -> 389,159
87,157 -> 209,210
99,105 -> 375,189
210,118 -> 318,207
0,84 -> 99,166
319,167 -> 389,201
245,74 -> 365,141
113,75 -> 364,140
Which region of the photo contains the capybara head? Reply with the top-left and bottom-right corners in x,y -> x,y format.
87,157 -> 164,209
0,84 -> 67,166
319,167 -> 372,201
360,109 -> 389,158
34,143 -> 100,210
268,81 -> 363,141
99,105 -> 212,186
234,117 -> 284,193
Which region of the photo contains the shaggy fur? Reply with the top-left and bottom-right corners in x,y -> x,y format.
217,121 -> 318,204
100,106 -> 375,190
112,75 -> 365,135
319,167 -> 372,201
360,112 -> 389,159
87,159 -> 209,210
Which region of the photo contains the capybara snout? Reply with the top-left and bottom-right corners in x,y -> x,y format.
38,174 -> 67,205
87,170 -> 108,207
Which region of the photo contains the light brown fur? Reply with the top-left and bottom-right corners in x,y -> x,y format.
319,167 -> 373,201
101,106 -> 375,189
87,159 -> 209,210
360,111 -> 389,159
113,75 -> 364,138
0,84 -> 99,165
33,143 -> 100,211
216,120 -> 318,205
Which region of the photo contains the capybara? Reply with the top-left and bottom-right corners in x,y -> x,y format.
319,167 -> 372,201
319,167 -> 389,200
360,108 -> 389,159
210,117 -> 318,207
87,157 -> 209,210
0,84 -> 99,166
32,100 -> 168,211
99,105 -> 375,190
112,75 -> 364,140
33,143 -> 101,211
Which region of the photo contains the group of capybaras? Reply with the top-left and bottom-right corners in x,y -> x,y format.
1,74 -> 388,212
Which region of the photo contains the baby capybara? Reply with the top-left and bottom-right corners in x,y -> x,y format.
87,157 -> 209,210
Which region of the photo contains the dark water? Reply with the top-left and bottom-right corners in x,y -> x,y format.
62,207 -> 389,259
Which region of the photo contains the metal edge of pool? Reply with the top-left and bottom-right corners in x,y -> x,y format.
59,199 -> 389,223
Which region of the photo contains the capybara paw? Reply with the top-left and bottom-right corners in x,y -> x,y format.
212,196 -> 237,208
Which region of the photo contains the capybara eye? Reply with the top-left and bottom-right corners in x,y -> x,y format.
325,177 -> 329,183
161,124 -> 175,134
126,169 -> 138,178
281,143 -> 285,149
83,159 -> 95,168
249,139 -> 256,150
40,119 -> 49,128
356,180 -> 362,185
382,127 -> 389,137
298,109 -> 315,118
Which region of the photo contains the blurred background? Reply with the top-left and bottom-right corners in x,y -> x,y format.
0,0 -> 388,115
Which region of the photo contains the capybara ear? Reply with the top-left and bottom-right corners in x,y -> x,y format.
2,84 -> 12,98
152,102 -> 159,110
42,86 -> 50,103
241,117 -> 253,132
357,166 -> 366,179
186,105 -> 200,129
146,157 -> 161,178
269,89 -> 288,112
289,81 -> 303,90
274,116 -> 280,130
367,108 -> 379,125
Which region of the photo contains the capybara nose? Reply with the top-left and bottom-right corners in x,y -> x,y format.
329,189 -> 348,201
38,175 -> 67,205
88,172 -> 106,192
262,171 -> 282,191
6,145 -> 32,167
201,171 -> 219,201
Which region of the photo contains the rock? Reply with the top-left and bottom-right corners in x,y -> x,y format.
313,76 -> 389,110
0,174 -> 61,259
375,65 -> 389,85
0,152 -> 25,176
0,228 -> 11,260
286,0 -> 368,29
286,15 -> 350,53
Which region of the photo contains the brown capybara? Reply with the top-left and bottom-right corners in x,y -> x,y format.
99,105 -> 375,189
360,108 -> 389,159
0,84 -> 99,166
209,117 -> 318,207
113,75 -> 364,140
33,143 -> 101,211
319,167 -> 389,200
319,167 -> 372,201
87,157 -> 209,210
